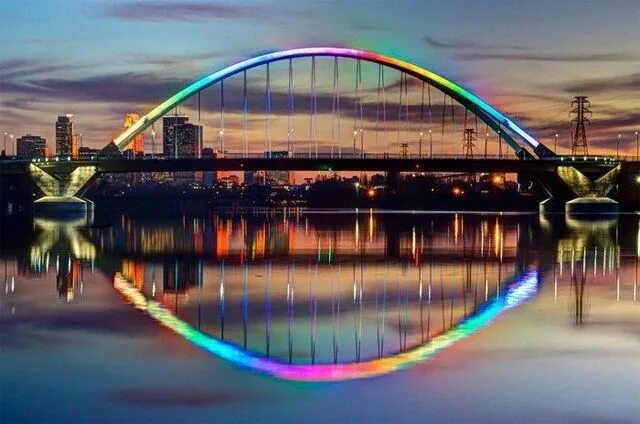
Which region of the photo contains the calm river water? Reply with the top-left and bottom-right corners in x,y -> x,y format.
1,208 -> 639,422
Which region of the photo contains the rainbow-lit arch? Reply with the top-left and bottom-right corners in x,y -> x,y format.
113,47 -> 554,158
113,271 -> 538,382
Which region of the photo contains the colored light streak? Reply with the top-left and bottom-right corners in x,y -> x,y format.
113,270 -> 538,382
113,47 -> 541,152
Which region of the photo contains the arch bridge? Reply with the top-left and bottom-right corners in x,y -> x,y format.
1,47 -> 637,211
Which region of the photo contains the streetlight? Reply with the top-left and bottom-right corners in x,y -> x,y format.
9,134 -> 14,157
554,133 -> 558,154
429,129 -> 433,158
617,134 -> 621,160
485,132 -> 489,158
2,132 -> 6,157
635,131 -> 639,160
151,129 -> 156,158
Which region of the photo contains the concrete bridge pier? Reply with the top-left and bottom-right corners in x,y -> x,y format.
29,164 -> 98,217
537,164 -> 622,217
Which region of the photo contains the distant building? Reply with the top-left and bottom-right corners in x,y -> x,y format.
201,147 -> 216,186
56,114 -> 76,157
123,113 -> 144,155
16,134 -> 47,158
244,170 -> 265,185
264,151 -> 290,186
162,115 -> 201,158
78,146 -> 100,158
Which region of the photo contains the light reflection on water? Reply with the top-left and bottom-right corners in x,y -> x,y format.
1,210 -> 639,380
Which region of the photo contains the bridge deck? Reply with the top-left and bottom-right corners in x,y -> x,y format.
2,156 -> 635,175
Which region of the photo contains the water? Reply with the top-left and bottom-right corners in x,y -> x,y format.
1,208 -> 639,422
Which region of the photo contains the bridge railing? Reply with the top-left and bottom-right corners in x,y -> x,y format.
2,153 -> 639,163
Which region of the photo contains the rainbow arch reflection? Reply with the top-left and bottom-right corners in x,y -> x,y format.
114,270 -> 538,382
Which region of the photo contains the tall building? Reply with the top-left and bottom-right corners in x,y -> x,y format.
178,123 -> 202,158
123,113 -> 144,155
55,114 -> 76,157
16,135 -> 47,158
162,115 -> 188,158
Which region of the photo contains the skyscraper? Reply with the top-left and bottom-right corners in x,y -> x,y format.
124,113 -> 144,155
162,116 -> 202,158
16,135 -> 47,158
55,114 -> 75,157
162,115 -> 188,158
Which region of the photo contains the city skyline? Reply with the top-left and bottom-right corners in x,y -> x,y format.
1,0 -> 639,155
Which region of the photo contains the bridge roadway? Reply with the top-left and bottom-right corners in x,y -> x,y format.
2,155 -> 634,175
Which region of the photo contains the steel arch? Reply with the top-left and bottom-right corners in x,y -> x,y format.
113,47 -> 554,158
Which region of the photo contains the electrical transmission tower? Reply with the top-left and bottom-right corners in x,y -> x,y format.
570,96 -> 591,156
462,128 -> 476,158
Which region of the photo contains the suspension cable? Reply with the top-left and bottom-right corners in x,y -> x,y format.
288,58 -> 294,155
381,66 -> 387,157
353,59 -> 360,158
404,74 -> 409,158
243,71 -> 248,156
397,72 -> 403,156
358,60 -> 364,158
310,56 -> 317,158
220,79 -> 225,154
197,91 -> 201,157
428,84 -> 432,158
375,64 -> 382,156
419,81 -> 425,158
265,63 -> 271,158
336,58 -> 341,158
331,57 -> 338,158
440,92 -> 447,156
450,96 -> 455,151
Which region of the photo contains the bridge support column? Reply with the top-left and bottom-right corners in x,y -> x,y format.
539,165 -> 621,217
29,164 -> 98,217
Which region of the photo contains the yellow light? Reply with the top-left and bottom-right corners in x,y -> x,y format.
368,188 -> 375,197
452,187 -> 462,195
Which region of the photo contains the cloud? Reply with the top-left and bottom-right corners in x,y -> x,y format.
423,36 -> 525,51
23,73 -> 189,104
106,1 -> 256,21
0,58 -> 79,80
553,72 -> 640,94
132,51 -> 224,66
453,51 -> 640,62
108,387 -> 254,407
104,1 -> 305,22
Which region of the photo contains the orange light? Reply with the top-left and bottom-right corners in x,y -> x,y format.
492,175 -> 504,185
452,187 -> 462,196
368,188 -> 376,197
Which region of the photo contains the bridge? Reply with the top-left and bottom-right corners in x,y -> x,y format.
1,47 -> 638,212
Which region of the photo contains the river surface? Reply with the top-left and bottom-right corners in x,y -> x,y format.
1,208 -> 639,422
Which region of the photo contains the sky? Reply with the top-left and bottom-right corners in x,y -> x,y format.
1,0 -> 639,156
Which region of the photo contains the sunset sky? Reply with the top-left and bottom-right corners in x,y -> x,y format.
1,0 -> 639,155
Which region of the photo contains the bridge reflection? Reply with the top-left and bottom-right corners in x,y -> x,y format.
3,211 -> 638,380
